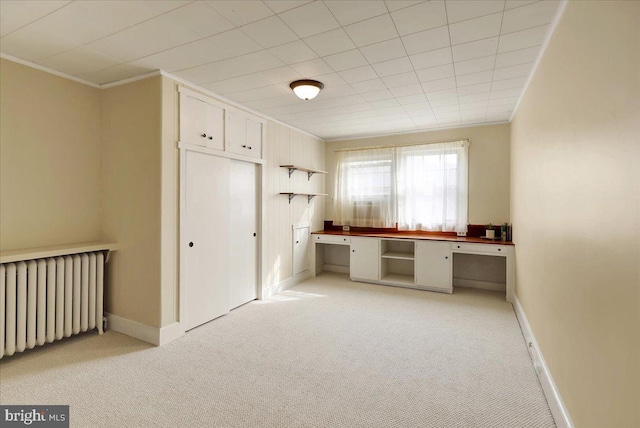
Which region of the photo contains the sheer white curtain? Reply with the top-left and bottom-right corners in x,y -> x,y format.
334,148 -> 396,227
396,141 -> 468,233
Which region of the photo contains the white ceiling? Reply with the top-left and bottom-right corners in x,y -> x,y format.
0,0 -> 562,140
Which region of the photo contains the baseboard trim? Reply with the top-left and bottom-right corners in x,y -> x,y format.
159,322 -> 185,346
453,278 -> 506,292
106,313 -> 160,345
323,264 -> 350,274
513,296 -> 574,428
262,270 -> 313,298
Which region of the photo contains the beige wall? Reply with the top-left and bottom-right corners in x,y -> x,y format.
0,58 -> 102,250
101,76 -> 163,328
324,123 -> 510,225
510,2 -> 640,427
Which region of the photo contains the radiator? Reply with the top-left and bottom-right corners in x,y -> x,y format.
0,251 -> 105,359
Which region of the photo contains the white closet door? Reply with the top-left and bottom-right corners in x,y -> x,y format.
293,225 -> 310,276
184,151 -> 230,330
228,160 -> 257,310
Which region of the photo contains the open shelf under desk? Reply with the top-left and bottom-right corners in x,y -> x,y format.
381,251 -> 415,260
380,273 -> 415,286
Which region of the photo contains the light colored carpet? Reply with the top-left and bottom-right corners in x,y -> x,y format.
0,273 -> 555,428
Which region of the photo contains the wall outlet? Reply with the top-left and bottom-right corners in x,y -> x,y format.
342,226 -> 350,231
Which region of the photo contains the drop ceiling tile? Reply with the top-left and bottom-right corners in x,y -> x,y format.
226,84 -> 290,102
165,2 -> 235,38
376,105 -> 405,114
321,83 -> 358,97
415,63 -> 455,82
269,40 -> 318,64
279,1 -> 340,38
290,58 -> 333,76
455,70 -> 493,86
351,78 -> 387,93
369,98 -> 401,109
504,0 -> 538,10
260,66 -> 305,84
0,0 -> 70,37
492,62 -> 532,80
449,13 -> 502,45
338,65 -> 378,83
323,49 -> 368,71
458,92 -> 490,103
263,1 -> 313,13
421,77 -> 456,92
389,84 -> 424,97
38,46 -> 120,75
304,29 -> 355,57
241,16 -> 299,48
429,97 -> 458,107
489,87 -> 522,99
445,1 -> 505,24
344,14 -> 398,47
490,76 -> 526,91
242,95 -> 297,110
381,71 -> 418,88
488,96 -> 519,106
459,101 -> 488,111
426,88 -> 458,100
206,73 -> 273,94
409,47 -> 452,70
501,1 -> 559,34
452,37 -> 498,62
454,55 -> 495,76
401,26 -> 450,56
324,1 -> 388,26
457,82 -> 491,96
176,50 -> 284,84
360,38 -> 407,64
498,25 -> 549,53
130,29 -> 262,72
360,89 -> 394,101
385,1 -> 425,12
78,63 -> 154,85
205,1 -> 273,26
494,45 -> 539,68
372,57 -> 414,77
0,26 -> 80,61
310,72 -> 347,87
390,1 -> 447,36
88,14 -> 201,62
432,104 -> 461,114
396,94 -> 428,105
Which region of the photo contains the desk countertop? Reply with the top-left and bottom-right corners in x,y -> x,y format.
312,230 -> 514,246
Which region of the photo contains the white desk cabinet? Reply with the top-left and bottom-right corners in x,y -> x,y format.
415,241 -> 452,293
350,237 -> 379,282
179,89 -> 224,150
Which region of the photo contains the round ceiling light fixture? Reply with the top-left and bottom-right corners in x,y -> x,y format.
290,79 -> 324,100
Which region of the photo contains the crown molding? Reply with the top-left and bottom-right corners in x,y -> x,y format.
0,53 -> 100,88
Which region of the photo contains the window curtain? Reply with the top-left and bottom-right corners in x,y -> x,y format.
333,148 -> 396,228
396,141 -> 468,233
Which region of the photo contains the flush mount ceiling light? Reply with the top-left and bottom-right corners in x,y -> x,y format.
290,79 -> 324,100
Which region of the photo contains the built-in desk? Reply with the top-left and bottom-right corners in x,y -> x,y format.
311,231 -> 514,302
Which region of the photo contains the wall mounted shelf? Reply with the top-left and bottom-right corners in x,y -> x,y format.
280,165 -> 328,180
279,192 -> 328,204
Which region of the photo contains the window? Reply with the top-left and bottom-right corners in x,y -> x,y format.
334,141 -> 468,233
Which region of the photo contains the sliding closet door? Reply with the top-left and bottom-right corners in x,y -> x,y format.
184,151 -> 230,330
228,160 -> 257,309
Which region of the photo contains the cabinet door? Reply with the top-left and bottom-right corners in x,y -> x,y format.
293,226 -> 310,276
180,94 -> 209,147
184,151 -> 230,330
415,241 -> 452,292
225,110 -> 247,155
244,117 -> 262,159
350,237 -> 379,281
205,102 -> 224,151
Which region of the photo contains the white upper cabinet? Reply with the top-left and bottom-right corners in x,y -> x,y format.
179,88 -> 224,151
226,109 -> 263,159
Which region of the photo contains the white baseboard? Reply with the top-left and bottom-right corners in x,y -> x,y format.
454,278 -> 506,292
106,313 -> 184,346
513,296 -> 574,428
262,270 -> 313,298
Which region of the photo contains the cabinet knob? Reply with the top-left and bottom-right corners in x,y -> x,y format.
201,133 -> 207,138
248,146 -> 252,150
253,233 -> 256,237
188,242 -> 194,247
445,256 -> 448,259
208,136 -> 213,140
296,241 -> 299,244
241,145 -> 247,148
343,238 -> 346,241
352,250 -> 355,252
457,245 -> 460,248
498,248 -> 501,251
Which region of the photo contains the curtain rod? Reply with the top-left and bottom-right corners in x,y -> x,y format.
333,139 -> 470,152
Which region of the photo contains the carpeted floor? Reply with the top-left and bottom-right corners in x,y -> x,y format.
0,273 -> 555,427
